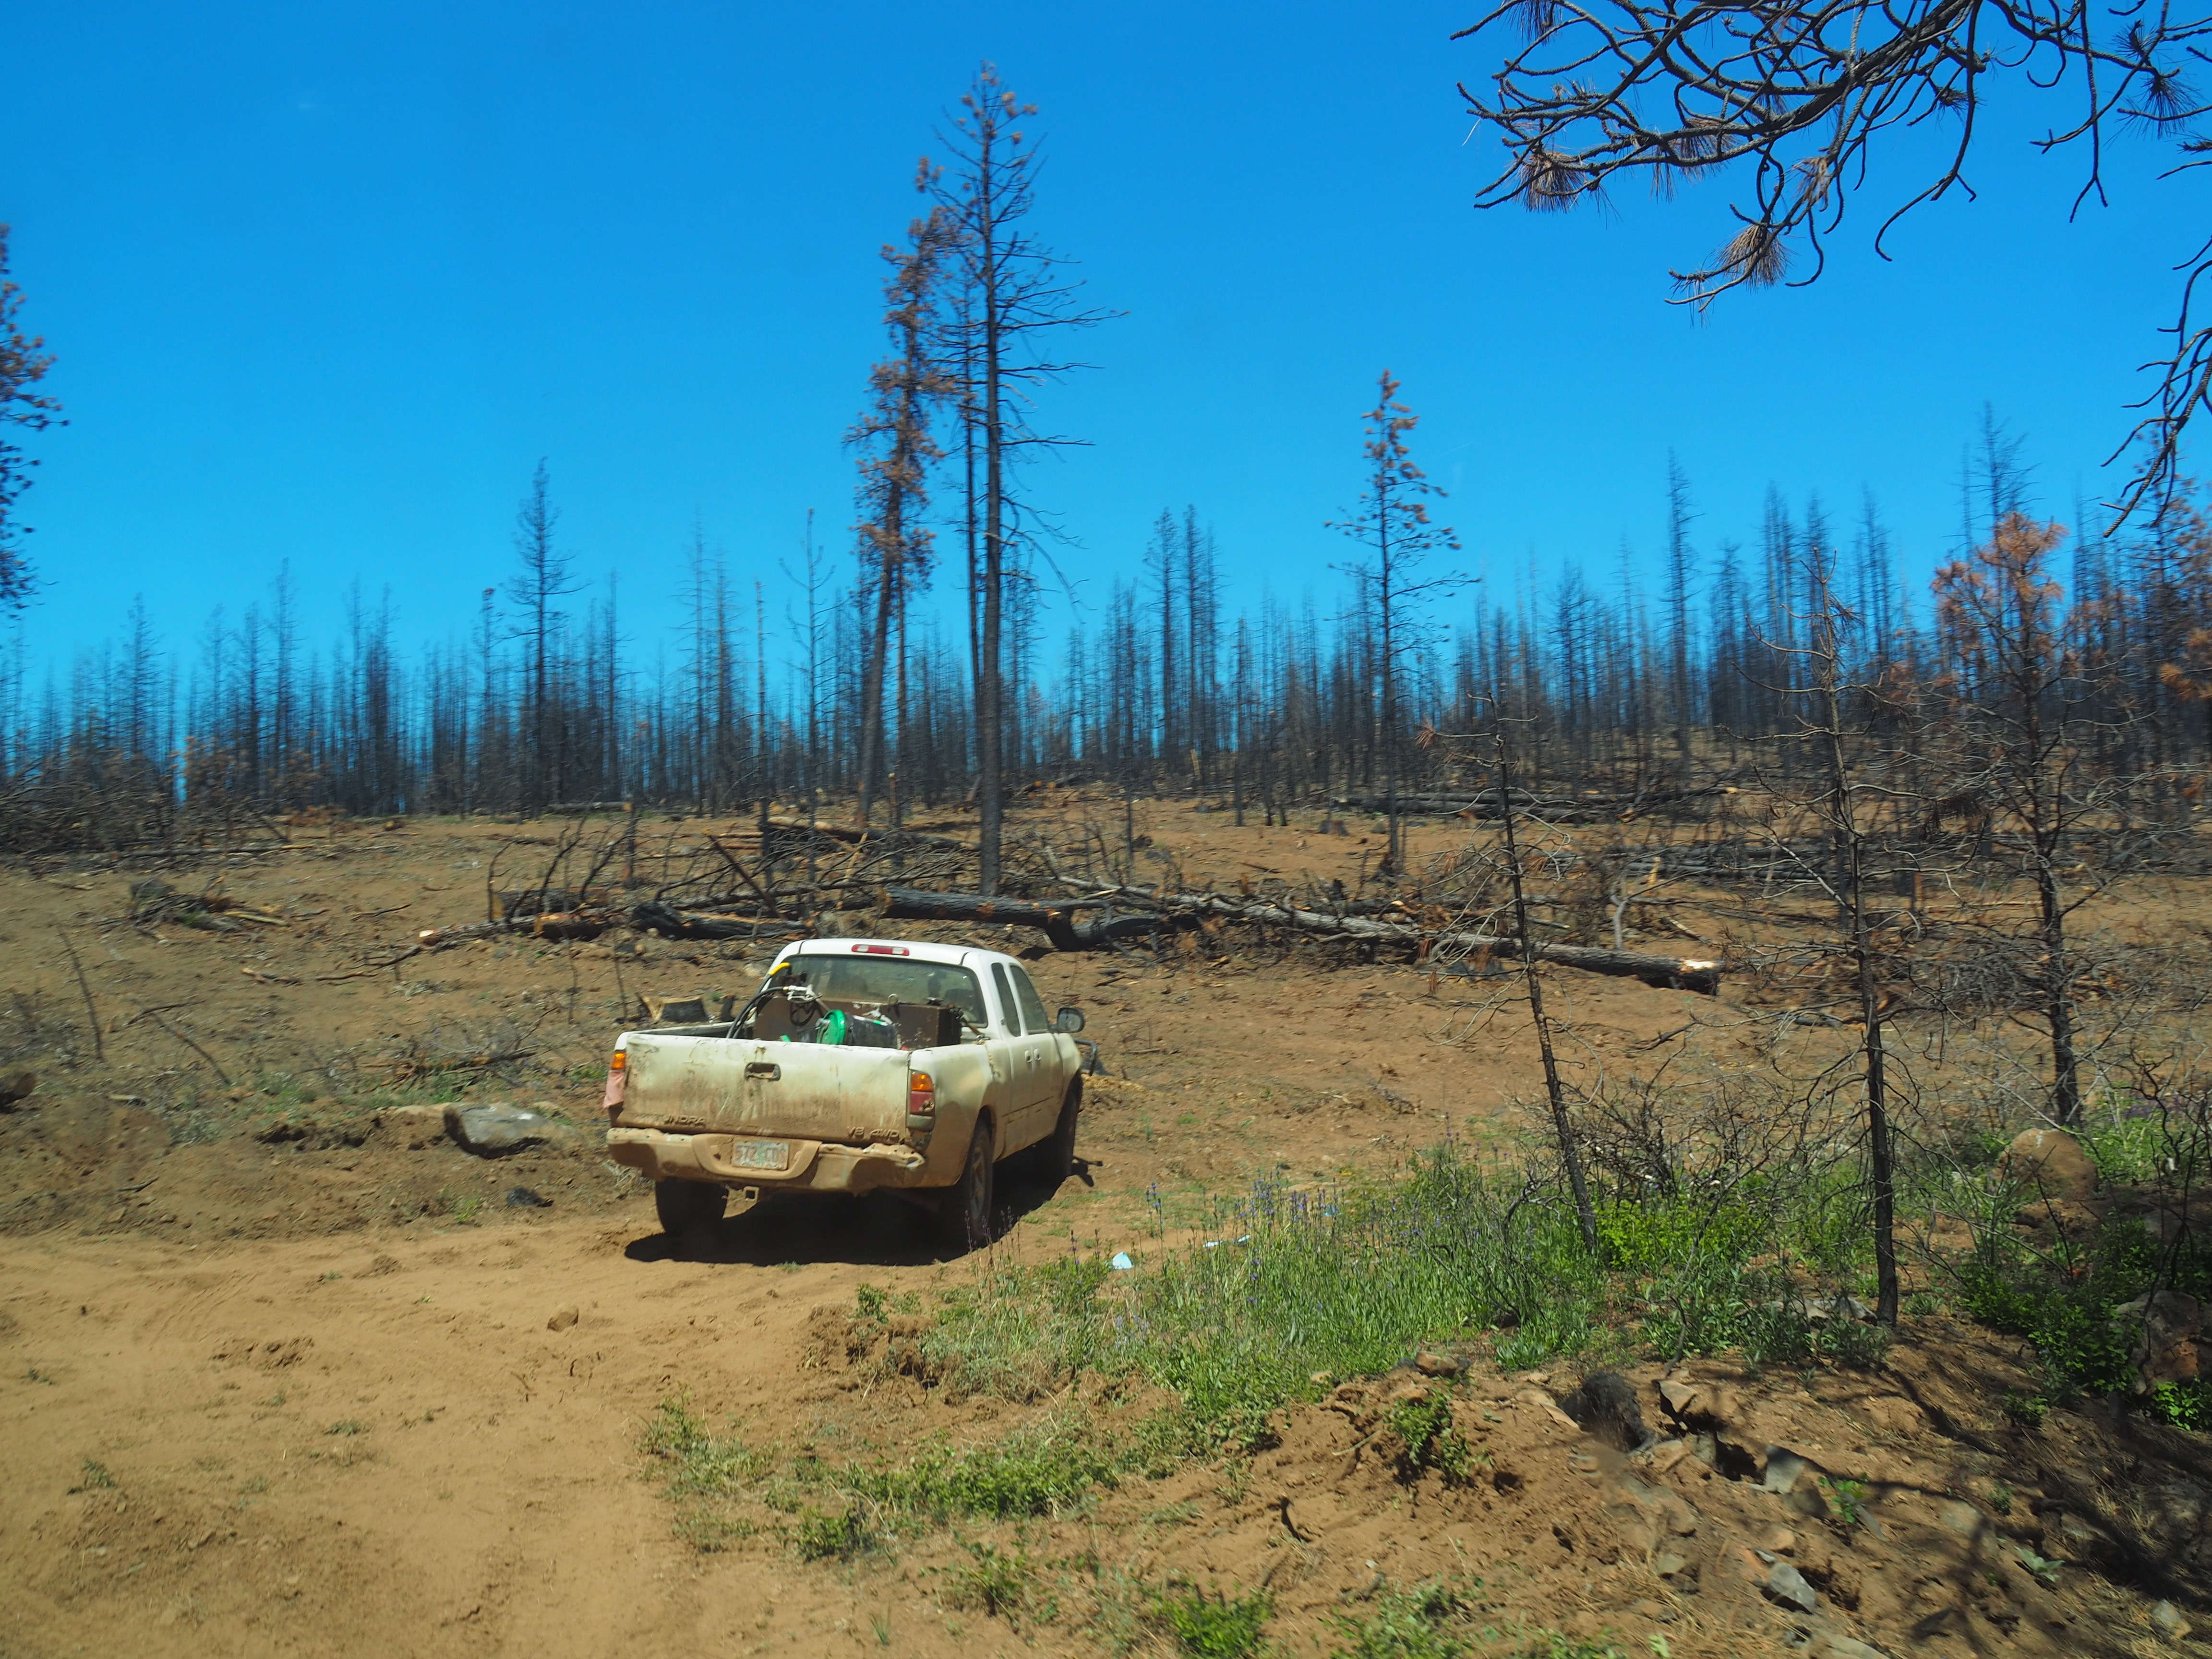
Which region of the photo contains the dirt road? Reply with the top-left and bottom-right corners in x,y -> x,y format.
1,1202 -> 1031,1659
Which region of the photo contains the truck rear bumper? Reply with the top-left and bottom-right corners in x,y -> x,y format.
606,1128 -> 931,1197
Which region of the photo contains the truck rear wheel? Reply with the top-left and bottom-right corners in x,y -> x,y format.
934,1118 -> 995,1254
654,1177 -> 727,1239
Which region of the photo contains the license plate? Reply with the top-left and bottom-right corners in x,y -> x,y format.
730,1139 -> 790,1171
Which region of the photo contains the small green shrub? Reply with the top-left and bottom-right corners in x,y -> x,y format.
72,1459 -> 116,1491
948,1539 -> 1043,1623
325,1419 -> 365,1436
793,1504 -> 875,1561
2013,1545 -> 2062,1588
1596,1199 -> 1764,1276
1818,1477 -> 1871,1528
854,1283 -> 889,1322
2152,1379 -> 2212,1431
1954,1214 -> 2177,1398
1330,1579 -> 1482,1659
1386,1395 -> 1474,1481
1157,1584 -> 1271,1659
2079,1111 -> 2172,1187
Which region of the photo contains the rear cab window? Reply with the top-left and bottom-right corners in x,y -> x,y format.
776,952 -> 986,1029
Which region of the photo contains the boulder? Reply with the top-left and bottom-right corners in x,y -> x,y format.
1997,1128 -> 2097,1202
443,1103 -> 576,1157
0,1069 -> 35,1106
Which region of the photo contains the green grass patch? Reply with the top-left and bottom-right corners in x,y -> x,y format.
71,1458 -> 116,1492
917,1142 -> 1873,1450
1157,1584 -> 1271,1659
793,1503 -> 876,1561
1328,1579 -> 1486,1659
947,1538 -> 1050,1625
833,1409 -> 1120,1519
641,1394 -> 769,1498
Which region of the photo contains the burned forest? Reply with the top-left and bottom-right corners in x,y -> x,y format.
16,37 -> 2212,1659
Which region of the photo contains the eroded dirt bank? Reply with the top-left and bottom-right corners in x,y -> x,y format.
7,1202 -> 2212,1659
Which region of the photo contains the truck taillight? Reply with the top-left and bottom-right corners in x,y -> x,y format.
603,1050 -> 627,1121
907,1071 -> 935,1117
609,1051 -> 625,1071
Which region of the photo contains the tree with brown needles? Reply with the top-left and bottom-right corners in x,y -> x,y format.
0,225 -> 63,610
1328,371 -> 1467,876
1453,0 -> 2212,516
928,63 -> 1113,893
1932,512 -> 2104,1124
850,191 -> 955,829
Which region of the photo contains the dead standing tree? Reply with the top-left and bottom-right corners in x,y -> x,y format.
1490,712 -> 1603,1254
929,64 -> 1112,894
507,462 -> 582,815
1931,513 -> 2113,1125
1781,555 -> 1907,1325
1453,0 -> 2212,515
1327,372 -> 1467,877
849,193 -> 954,830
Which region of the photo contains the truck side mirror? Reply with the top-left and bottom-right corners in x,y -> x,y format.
1054,1007 -> 1086,1034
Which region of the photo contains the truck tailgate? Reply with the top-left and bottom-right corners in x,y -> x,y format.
620,1034 -> 912,1144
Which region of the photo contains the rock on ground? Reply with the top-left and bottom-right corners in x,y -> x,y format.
443,1103 -> 576,1157
1997,1127 -> 2097,1201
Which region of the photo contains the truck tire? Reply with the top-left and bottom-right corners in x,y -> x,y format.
934,1118 -> 995,1254
1030,1079 -> 1081,1185
654,1177 -> 727,1239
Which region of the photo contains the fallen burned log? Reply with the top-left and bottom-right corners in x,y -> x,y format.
1331,787 -> 1730,820
880,885 -> 1722,992
420,902 -> 788,948
629,902 -> 792,939
878,888 -> 1153,951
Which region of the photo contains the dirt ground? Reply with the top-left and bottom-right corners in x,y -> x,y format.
4,798 -> 2211,1658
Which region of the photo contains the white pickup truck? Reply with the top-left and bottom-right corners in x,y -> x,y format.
603,937 -> 1087,1251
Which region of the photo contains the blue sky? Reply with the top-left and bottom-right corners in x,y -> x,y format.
5,0 -> 2203,684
